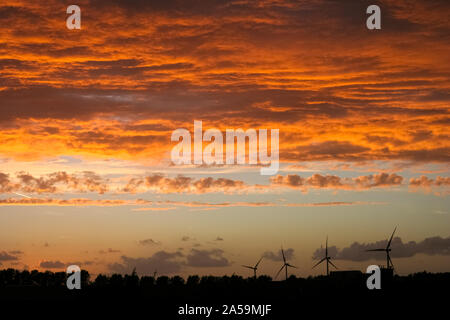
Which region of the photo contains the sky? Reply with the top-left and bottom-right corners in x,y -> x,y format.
0,0 -> 449,278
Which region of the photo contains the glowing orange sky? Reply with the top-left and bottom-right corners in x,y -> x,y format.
0,0 -> 448,164
0,0 -> 449,276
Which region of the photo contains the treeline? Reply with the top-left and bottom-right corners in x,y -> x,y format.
0,267 -> 278,289
1,268 -> 450,317
0,268 -> 90,287
1,267 -> 450,289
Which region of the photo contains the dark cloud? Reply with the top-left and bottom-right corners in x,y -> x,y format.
0,171 -> 108,194
138,239 -> 161,246
0,251 -> 19,261
8,250 -> 23,255
85,62 -> 195,77
124,174 -> 246,194
72,131 -> 161,151
66,260 -> 94,267
306,174 -> 344,188
39,260 -> 65,269
417,89 -> 450,102
296,141 -> 370,157
410,130 -> 433,142
312,236 -> 450,261
0,58 -> 36,71
123,123 -> 172,132
271,173 -> 403,190
354,173 -> 403,188
409,176 -> 450,188
365,135 -> 407,147
99,248 -> 121,254
262,248 -> 295,262
0,172 -> 13,193
395,148 -> 450,163
108,251 -> 184,275
0,87 -> 128,123
90,0 -> 231,15
186,249 -> 231,267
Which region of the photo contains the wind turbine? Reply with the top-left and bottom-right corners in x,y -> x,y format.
242,257 -> 263,279
312,236 -> 337,276
275,247 -> 297,281
366,227 -> 397,269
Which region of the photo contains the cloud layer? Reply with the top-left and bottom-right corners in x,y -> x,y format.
313,236 -> 450,261
0,0 -> 447,164
1,171 -> 447,196
108,248 -> 231,274
263,248 -> 295,262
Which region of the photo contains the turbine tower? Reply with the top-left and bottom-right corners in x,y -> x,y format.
275,247 -> 297,281
366,227 -> 397,269
312,236 -> 337,276
242,257 -> 263,279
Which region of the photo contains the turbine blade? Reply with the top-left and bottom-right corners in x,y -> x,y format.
255,257 -> 263,268
312,258 -> 326,269
388,256 -> 394,269
387,226 -> 397,249
287,264 -> 297,269
281,247 -> 286,264
242,265 -> 253,269
366,249 -> 385,252
328,259 -> 338,269
275,265 -> 285,279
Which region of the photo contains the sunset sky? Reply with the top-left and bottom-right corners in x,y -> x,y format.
0,0 -> 449,278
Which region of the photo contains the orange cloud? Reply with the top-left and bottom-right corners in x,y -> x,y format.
123,174 -> 249,194
132,207 -> 177,212
4,171 -> 446,196
271,173 -> 404,190
0,198 -> 151,206
0,0 -> 448,166
0,196 -> 385,209
0,171 -> 108,194
409,176 -> 450,195
410,176 -> 450,187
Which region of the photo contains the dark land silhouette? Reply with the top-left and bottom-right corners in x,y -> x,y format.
1,268 -> 449,317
